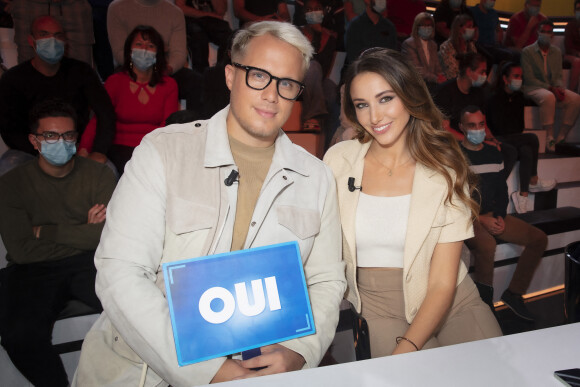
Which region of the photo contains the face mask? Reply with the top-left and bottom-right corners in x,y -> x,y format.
463,28 -> 475,41
449,0 -> 462,8
373,0 -> 386,14
576,11 -> 580,20
471,73 -> 487,87
538,32 -> 552,46
484,0 -> 495,10
35,37 -> 65,64
131,48 -> 157,71
418,26 -> 433,40
466,129 -> 486,145
305,10 -> 324,25
508,79 -> 522,91
527,5 -> 540,17
39,139 -> 76,166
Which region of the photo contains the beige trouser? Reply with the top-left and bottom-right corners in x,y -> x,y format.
525,87 -> 580,128
358,268 -> 502,358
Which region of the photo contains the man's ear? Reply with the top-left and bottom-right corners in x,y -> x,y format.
225,64 -> 235,92
29,134 -> 40,152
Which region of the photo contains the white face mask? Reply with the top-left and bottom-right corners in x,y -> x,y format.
471,73 -> 487,87
373,0 -> 386,13
305,10 -> 324,25
508,79 -> 522,92
463,28 -> 475,41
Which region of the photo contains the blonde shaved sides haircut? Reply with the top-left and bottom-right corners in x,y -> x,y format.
231,21 -> 314,74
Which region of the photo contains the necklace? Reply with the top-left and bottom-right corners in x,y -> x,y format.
369,148 -> 413,177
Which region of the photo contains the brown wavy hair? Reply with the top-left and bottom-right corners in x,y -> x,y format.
343,48 -> 479,219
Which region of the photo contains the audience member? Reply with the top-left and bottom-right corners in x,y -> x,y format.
345,0 -> 397,64
0,99 -> 116,387
107,0 -> 202,110
10,0 -> 95,66
504,0 -> 546,51
233,0 -> 290,26
486,62 -> 555,214
521,20 -> 580,152
402,12 -> 446,92
386,0 -> 426,41
0,16 -> 115,167
564,0 -> 580,93
460,105 -> 547,321
175,0 -> 232,73
324,48 -> 501,358
300,0 -> 337,77
80,26 -> 179,174
433,0 -> 472,46
439,14 -> 477,80
470,0 -> 519,65
74,21 -> 346,386
434,52 -> 517,177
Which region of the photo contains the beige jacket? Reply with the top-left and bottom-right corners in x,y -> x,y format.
74,107 -> 346,387
323,139 -> 473,323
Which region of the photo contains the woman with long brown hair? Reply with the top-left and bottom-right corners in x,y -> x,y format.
324,48 -> 501,357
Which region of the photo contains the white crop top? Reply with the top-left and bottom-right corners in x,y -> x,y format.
355,192 -> 411,268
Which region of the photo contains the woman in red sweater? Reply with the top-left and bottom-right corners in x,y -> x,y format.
80,26 -> 179,174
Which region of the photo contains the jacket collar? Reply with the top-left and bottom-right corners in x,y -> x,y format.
203,105 -> 310,177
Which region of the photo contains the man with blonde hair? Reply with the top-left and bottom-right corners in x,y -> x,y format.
74,21 -> 345,386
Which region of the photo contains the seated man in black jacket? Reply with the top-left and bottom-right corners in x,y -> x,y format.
459,105 -> 547,322
0,16 -> 115,170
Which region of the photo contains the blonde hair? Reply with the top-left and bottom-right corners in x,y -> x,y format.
231,21 -> 314,73
343,48 -> 479,219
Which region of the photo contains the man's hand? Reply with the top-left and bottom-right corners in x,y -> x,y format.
550,87 -> 566,102
210,359 -> 254,384
32,226 -> 41,239
237,344 -> 305,378
87,152 -> 108,164
479,214 -> 505,235
87,204 -> 107,224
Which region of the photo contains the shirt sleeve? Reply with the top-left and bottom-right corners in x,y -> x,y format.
438,184 -> 474,243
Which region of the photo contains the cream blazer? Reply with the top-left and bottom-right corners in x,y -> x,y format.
324,139 -> 473,323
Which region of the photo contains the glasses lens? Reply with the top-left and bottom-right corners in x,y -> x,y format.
41,132 -> 59,144
277,79 -> 302,100
246,68 -> 271,90
62,131 -> 78,143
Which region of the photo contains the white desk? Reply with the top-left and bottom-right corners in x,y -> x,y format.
210,323 -> 580,387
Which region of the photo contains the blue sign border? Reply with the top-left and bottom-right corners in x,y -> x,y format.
162,241 -> 315,366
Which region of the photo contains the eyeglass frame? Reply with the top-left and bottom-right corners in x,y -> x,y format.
33,131 -> 78,144
232,62 -> 305,101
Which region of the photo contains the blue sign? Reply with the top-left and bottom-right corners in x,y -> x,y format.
162,242 -> 315,366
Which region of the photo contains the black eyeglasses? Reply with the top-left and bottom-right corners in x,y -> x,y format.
34,131 -> 78,144
232,62 -> 305,101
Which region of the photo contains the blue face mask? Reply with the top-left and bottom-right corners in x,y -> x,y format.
466,129 -> 486,145
527,5 -> 540,16
538,32 -> 552,46
131,48 -> 157,71
471,73 -> 487,87
418,26 -> 433,40
484,0 -> 495,10
508,79 -> 522,91
305,10 -> 324,25
576,11 -> 580,21
463,28 -> 475,41
450,0 -> 462,8
40,139 -> 76,166
35,37 -> 65,64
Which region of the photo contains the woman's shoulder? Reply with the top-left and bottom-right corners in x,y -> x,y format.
324,139 -> 363,161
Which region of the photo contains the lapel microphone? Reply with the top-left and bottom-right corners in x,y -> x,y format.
348,177 -> 362,192
224,170 -> 239,186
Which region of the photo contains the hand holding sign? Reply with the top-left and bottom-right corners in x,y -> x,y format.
238,344 -> 306,377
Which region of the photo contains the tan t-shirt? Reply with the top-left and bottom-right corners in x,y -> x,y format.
228,135 -> 275,251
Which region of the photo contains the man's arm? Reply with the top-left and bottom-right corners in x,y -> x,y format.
514,15 -> 540,50
106,2 -> 127,66
81,63 -> 116,157
166,7 -> 188,74
175,0 -> 225,19
94,139 -> 227,386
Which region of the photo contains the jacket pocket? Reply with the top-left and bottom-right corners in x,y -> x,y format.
277,205 -> 321,240
166,196 -> 215,235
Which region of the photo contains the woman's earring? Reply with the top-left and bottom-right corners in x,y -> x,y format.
130,61 -> 133,70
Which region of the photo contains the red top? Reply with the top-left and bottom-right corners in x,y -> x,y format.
504,10 -> 547,49
81,72 -> 179,151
